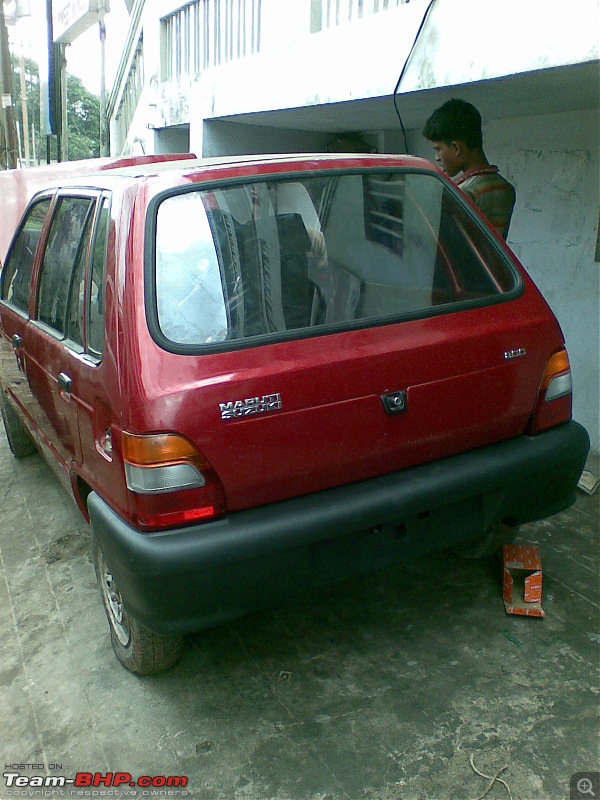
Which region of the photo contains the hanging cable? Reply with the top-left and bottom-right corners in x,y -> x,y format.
392,0 -> 437,153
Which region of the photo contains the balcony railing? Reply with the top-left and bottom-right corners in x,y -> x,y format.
311,0 -> 411,31
163,0 -> 262,81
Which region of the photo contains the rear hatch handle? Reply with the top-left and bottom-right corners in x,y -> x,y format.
381,390 -> 408,415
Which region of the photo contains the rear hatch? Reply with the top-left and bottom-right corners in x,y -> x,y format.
141,163 -> 563,513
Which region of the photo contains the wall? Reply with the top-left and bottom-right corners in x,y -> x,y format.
192,0 -> 437,120
154,125 -> 190,154
192,0 -> 598,122
112,0 -> 598,158
504,110 -> 599,453
412,108 -> 600,453
197,120 -> 331,157
400,0 -> 599,93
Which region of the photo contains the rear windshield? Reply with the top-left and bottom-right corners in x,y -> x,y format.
151,170 -> 519,348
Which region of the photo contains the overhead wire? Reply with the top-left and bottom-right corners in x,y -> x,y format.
392,0 -> 438,153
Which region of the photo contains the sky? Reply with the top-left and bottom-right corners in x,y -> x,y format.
9,0 -> 129,95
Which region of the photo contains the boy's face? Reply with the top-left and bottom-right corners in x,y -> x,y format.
430,140 -> 463,177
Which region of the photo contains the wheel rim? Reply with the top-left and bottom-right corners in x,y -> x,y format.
98,553 -> 131,647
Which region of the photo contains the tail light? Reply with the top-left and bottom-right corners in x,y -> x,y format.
122,432 -> 226,532
528,348 -> 573,434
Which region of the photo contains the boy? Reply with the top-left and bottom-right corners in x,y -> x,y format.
422,99 -> 516,239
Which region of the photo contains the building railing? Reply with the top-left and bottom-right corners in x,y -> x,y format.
107,0 -> 145,122
311,0 -> 411,31
114,37 -> 144,133
162,0 -> 262,81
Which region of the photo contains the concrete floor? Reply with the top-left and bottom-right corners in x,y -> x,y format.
0,432 -> 598,800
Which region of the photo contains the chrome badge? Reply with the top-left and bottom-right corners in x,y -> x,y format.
504,348 -> 526,361
219,393 -> 282,421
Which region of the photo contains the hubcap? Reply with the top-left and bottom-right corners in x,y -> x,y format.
99,554 -> 131,647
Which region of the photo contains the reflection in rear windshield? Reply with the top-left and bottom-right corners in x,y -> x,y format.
154,172 -> 517,347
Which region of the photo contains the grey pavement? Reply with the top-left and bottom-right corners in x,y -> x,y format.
0,431 -> 598,800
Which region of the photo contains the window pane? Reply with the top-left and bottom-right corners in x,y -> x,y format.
88,198 -> 110,355
153,172 -> 517,347
1,199 -> 51,313
156,192 -> 227,344
37,197 -> 94,334
66,209 -> 95,346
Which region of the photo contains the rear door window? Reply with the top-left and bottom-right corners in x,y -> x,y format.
37,196 -> 95,335
151,171 -> 520,349
31,193 -> 109,359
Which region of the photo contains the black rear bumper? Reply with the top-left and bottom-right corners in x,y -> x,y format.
88,421 -> 589,635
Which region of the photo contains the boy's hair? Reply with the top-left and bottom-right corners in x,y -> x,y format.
422,99 -> 483,149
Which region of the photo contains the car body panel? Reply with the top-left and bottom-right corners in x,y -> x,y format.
116,296 -> 562,513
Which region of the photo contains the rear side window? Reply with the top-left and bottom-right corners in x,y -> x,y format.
87,198 -> 110,356
1,199 -> 51,314
152,171 -> 519,348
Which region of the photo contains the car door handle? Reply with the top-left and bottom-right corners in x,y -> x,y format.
11,334 -> 22,349
58,372 -> 72,394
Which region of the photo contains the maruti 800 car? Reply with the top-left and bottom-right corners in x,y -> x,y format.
0,153 -> 589,673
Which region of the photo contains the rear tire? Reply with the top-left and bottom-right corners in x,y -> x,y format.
456,521 -> 520,559
0,389 -> 36,458
93,540 -> 184,675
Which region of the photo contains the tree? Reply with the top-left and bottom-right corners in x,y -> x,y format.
64,73 -> 100,160
9,53 -> 100,165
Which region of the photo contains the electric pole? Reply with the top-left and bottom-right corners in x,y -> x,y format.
0,0 -> 18,168
99,7 -> 108,156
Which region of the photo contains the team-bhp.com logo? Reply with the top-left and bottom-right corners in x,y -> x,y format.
3,771 -> 189,794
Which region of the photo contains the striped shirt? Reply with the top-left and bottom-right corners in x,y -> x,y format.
456,166 -> 516,239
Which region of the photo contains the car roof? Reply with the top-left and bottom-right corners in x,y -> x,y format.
46,152 -> 436,187
18,154 -> 443,211
109,152 -> 434,177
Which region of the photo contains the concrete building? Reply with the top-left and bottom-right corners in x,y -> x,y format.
107,0 -> 600,454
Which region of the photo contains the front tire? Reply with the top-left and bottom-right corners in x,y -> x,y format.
93,540 -> 184,675
0,389 -> 36,458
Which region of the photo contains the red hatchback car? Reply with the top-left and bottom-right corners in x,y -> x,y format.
0,153 -> 589,673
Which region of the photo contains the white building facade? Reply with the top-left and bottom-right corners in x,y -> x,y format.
108,0 -> 600,453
